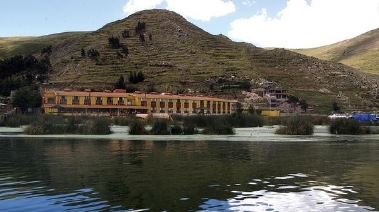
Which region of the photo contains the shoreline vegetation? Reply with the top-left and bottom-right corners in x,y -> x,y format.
275,116 -> 314,135
0,114 -> 377,136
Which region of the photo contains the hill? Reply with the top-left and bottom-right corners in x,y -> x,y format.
1,9 -> 378,113
294,29 -> 379,75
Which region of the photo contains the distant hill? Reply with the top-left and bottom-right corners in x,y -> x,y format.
1,9 -> 378,113
294,29 -> 379,75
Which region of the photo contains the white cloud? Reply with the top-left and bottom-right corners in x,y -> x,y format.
165,0 -> 236,21
123,0 -> 236,21
242,0 -> 256,7
123,0 -> 163,15
228,0 -> 379,48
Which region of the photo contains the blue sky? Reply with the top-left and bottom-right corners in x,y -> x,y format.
2,0 -> 379,48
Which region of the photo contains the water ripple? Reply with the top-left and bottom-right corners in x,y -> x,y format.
201,173 -> 373,211
0,177 -> 127,212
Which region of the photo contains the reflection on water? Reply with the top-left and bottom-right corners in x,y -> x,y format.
0,137 -> 378,211
201,174 -> 374,211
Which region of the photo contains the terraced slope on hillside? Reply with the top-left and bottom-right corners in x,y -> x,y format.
1,9 -> 378,113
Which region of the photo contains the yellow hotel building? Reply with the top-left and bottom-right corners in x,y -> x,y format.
42,89 -> 238,116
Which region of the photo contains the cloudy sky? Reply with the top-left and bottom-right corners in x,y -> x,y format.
2,0 -> 379,48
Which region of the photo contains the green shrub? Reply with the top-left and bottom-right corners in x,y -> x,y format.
24,122 -> 49,135
201,117 -> 234,135
329,119 -> 370,135
129,120 -> 147,135
66,116 -> 81,133
202,124 -> 234,135
265,115 -> 329,126
113,116 -> 136,126
182,120 -> 197,135
275,116 -> 314,135
81,118 -> 111,135
170,124 -> 183,135
173,114 -> 264,129
23,115 -> 111,135
150,119 -> 170,135
263,116 -> 284,126
229,114 -> 264,127
24,116 -> 65,135
180,115 -> 209,128
1,114 -> 36,127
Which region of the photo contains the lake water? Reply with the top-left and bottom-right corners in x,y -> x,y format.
0,127 -> 378,211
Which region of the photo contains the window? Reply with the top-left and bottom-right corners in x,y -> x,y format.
160,99 -> 165,108
118,97 -> 124,105
168,99 -> 173,108
176,99 -> 181,109
84,96 -> 91,105
107,97 -> 113,105
192,100 -> 197,109
72,96 -> 79,105
127,99 -> 132,105
59,96 -> 67,104
47,98 -> 55,104
141,98 -> 147,106
96,97 -> 102,105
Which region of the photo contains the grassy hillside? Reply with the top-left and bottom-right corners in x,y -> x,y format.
1,9 -> 378,113
0,32 -> 85,58
294,29 -> 379,74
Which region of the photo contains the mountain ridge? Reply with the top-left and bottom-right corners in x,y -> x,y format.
294,28 -> 379,74
1,9 -> 378,113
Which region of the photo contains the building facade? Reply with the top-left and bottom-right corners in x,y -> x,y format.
42,89 -> 238,116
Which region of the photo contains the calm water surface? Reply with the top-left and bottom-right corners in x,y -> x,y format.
0,134 -> 378,211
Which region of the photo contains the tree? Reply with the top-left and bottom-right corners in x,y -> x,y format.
299,99 -> 309,112
139,34 -> 145,42
116,51 -> 123,59
248,105 -> 255,114
129,71 -> 136,84
81,48 -> 86,57
235,102 -> 243,114
12,86 -> 41,113
128,71 -> 145,84
137,71 -> 145,82
135,21 -> 146,34
125,85 -> 138,93
122,45 -> 129,56
41,45 -> 52,56
287,95 -> 299,104
114,75 -> 126,89
0,55 -> 49,96
332,102 -> 341,113
87,49 -> 100,60
122,30 -> 130,38
108,36 -> 121,48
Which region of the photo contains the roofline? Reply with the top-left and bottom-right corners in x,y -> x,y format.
44,89 -> 238,102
